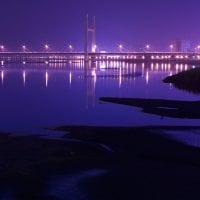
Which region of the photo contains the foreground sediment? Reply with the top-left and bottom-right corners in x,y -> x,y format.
1,125 -> 200,199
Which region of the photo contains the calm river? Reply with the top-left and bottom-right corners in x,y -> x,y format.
0,61 -> 199,133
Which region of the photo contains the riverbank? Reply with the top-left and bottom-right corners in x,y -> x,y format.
54,125 -> 200,200
100,97 -> 200,119
1,126 -> 200,199
163,67 -> 200,93
0,132 -> 110,199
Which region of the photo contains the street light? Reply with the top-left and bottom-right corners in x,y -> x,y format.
0,45 -> 5,52
145,44 -> 150,51
68,44 -> 73,52
22,45 -> 26,52
118,44 -> 123,52
44,44 -> 49,52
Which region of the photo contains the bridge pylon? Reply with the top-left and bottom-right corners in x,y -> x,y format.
84,15 -> 96,62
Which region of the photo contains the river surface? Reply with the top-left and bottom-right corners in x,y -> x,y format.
0,61 -> 199,133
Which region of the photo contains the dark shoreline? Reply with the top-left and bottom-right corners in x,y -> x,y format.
1,125 -> 200,199
100,97 -> 200,119
163,67 -> 200,94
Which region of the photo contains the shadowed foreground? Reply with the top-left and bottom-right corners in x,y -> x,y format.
54,125 -> 200,200
1,126 -> 200,199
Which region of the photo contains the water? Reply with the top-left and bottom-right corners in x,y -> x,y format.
0,61 -> 199,133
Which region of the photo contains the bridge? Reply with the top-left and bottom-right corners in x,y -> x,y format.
0,16 -> 200,66
0,52 -> 200,65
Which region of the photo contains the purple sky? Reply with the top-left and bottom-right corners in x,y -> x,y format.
0,0 -> 199,51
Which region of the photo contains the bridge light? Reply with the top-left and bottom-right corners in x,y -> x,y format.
92,44 -> 97,53
196,45 -> 200,52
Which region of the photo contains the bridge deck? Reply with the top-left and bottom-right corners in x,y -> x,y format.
0,52 -> 199,64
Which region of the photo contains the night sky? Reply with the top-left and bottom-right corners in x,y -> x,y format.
0,0 -> 199,51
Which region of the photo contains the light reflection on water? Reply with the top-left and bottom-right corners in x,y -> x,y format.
0,61 -> 199,133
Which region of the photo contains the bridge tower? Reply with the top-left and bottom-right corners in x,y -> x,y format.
85,15 -> 96,62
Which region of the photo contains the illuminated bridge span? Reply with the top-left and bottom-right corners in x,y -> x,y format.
0,52 -> 200,65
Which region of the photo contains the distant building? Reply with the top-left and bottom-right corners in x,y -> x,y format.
172,40 -> 191,52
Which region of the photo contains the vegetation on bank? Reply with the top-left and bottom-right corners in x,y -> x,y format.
163,67 -> 200,93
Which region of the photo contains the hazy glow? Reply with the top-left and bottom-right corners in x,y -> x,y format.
145,71 -> 149,85
23,71 -> 26,86
92,44 -> 97,53
142,63 -> 145,76
118,44 -> 123,52
69,71 -> 72,86
170,44 -> 173,52
100,62 -> 106,70
45,44 -> 49,51
1,70 -> 4,85
22,45 -> 26,52
91,68 -> 96,78
119,67 -> 122,88
45,71 -> 48,87
145,44 -> 150,50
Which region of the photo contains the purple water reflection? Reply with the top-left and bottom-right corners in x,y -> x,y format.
0,62 -> 199,133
